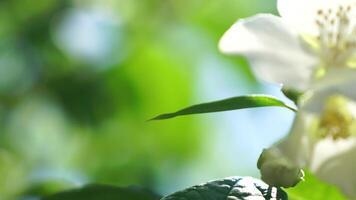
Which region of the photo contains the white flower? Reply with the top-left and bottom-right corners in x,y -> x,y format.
259,70 -> 356,198
219,0 -> 356,90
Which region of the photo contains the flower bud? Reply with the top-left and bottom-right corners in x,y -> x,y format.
257,148 -> 305,188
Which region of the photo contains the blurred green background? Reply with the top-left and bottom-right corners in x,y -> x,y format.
0,0 -> 295,199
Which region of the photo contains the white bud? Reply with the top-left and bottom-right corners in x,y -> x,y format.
257,148 -> 305,188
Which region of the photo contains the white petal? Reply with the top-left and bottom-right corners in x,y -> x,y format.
278,0 -> 356,35
302,68 -> 356,113
219,14 -> 317,90
311,138 -> 356,171
272,113 -> 313,167
313,140 -> 356,198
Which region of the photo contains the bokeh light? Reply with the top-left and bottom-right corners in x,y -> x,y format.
0,0 -> 296,199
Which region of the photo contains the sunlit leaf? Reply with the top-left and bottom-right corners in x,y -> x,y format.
23,180 -> 74,198
151,95 -> 297,120
286,171 -> 347,200
41,184 -> 161,200
161,176 -> 288,200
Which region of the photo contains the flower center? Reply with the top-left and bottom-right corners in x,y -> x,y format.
316,95 -> 356,140
315,5 -> 356,68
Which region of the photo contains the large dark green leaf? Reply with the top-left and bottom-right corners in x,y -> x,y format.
151,95 -> 296,120
162,176 -> 288,200
41,184 -> 161,200
286,172 -> 347,200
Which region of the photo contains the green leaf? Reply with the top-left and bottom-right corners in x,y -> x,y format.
161,176 -> 288,200
151,95 -> 297,120
286,171 -> 347,200
23,180 -> 74,198
41,184 -> 161,200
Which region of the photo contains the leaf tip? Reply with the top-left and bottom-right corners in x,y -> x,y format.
148,113 -> 175,121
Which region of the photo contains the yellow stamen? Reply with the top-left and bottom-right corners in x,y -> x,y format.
317,95 -> 356,140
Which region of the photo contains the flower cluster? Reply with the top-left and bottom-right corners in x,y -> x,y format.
219,0 -> 356,198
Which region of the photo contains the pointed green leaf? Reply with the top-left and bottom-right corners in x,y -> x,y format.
41,184 -> 161,200
286,171 -> 347,200
161,176 -> 288,200
151,95 -> 296,120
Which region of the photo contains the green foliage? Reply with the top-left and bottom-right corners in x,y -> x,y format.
286,172 -> 347,200
41,184 -> 161,200
151,95 -> 297,120
21,180 -> 75,199
161,177 -> 288,200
